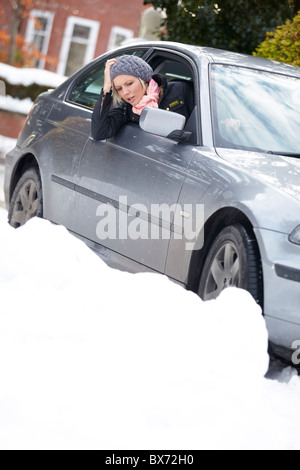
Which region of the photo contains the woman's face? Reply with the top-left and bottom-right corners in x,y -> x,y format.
113,75 -> 146,106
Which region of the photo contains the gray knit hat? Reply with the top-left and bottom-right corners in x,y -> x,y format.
110,55 -> 153,83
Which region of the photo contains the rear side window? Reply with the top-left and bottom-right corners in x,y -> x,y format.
67,49 -> 148,109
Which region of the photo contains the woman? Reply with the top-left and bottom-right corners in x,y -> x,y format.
91,55 -> 194,141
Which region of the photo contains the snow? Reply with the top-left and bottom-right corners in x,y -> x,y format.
0,139 -> 8,205
0,95 -> 33,115
0,135 -> 16,160
0,62 -> 67,115
0,210 -> 300,450
0,165 -> 4,207
0,62 -> 67,88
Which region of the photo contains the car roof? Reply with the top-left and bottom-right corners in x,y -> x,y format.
53,40 -> 300,97
117,40 -> 300,78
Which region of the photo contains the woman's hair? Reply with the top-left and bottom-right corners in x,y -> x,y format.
112,78 -> 147,107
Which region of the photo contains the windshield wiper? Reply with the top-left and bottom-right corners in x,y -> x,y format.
267,150 -> 300,158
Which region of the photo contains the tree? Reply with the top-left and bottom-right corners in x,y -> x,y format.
8,0 -> 32,64
145,0 -> 299,54
254,11 -> 300,67
0,0 -> 57,68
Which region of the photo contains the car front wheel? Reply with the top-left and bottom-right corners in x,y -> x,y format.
8,168 -> 43,229
198,224 -> 262,304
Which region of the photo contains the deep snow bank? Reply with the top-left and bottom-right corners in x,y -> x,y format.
0,211 -> 300,450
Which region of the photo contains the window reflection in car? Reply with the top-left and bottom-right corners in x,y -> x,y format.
211,65 -> 300,155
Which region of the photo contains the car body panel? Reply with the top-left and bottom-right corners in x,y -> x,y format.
254,227 -> 300,348
43,100 -> 91,230
72,124 -> 198,272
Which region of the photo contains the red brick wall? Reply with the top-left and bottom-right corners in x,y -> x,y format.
0,1 -> 151,139
2,0 -> 150,73
0,110 -> 26,139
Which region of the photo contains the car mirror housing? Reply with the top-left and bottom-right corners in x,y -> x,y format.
139,108 -> 187,141
289,225 -> 300,245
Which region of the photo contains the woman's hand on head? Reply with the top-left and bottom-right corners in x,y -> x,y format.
103,59 -> 117,94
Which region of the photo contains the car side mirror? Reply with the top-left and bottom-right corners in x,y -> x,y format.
139,107 -> 191,143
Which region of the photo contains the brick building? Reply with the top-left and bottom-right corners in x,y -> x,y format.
1,0 -> 164,76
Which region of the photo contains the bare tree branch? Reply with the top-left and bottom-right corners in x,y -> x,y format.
8,0 -> 19,11
8,1 -> 23,64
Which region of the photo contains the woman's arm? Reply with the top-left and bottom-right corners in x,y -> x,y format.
91,90 -> 127,140
90,59 -> 127,141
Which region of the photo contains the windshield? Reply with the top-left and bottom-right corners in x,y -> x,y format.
210,65 -> 300,154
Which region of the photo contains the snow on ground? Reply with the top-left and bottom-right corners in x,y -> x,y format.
0,209 -> 300,450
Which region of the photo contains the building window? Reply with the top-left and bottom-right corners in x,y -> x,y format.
25,9 -> 54,69
57,16 -> 100,77
107,26 -> 134,50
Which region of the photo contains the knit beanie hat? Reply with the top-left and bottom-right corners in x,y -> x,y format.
110,55 -> 153,83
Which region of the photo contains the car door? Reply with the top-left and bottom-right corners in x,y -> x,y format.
45,102 -> 91,231
67,48 -> 200,273
46,48 -> 149,232
74,122 -> 196,273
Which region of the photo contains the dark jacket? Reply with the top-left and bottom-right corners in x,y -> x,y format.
91,74 -> 194,141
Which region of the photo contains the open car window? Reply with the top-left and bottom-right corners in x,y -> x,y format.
67,47 -> 200,145
153,59 -> 194,84
148,53 -> 199,145
67,49 -> 149,109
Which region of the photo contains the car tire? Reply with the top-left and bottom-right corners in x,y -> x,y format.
198,224 -> 262,304
8,168 -> 43,229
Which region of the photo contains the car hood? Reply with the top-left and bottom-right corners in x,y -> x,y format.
217,149 -> 300,203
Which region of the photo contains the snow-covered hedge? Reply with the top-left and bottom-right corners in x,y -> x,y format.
0,62 -> 67,106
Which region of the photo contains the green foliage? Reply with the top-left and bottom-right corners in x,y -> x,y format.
254,12 -> 300,67
145,0 -> 299,54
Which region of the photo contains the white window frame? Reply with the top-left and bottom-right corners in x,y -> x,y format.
107,26 -> 134,50
25,9 -> 54,69
57,16 -> 100,76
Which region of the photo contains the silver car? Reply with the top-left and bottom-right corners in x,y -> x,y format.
4,42 -> 300,361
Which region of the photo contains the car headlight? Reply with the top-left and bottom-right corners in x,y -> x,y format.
289,225 -> 300,245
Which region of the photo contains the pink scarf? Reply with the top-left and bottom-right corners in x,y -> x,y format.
132,79 -> 160,116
